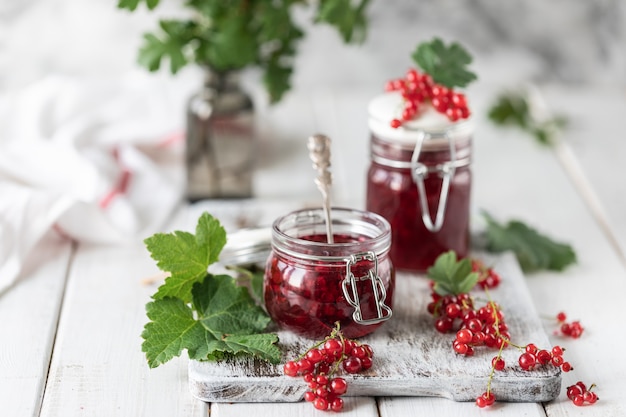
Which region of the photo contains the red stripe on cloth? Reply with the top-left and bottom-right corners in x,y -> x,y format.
99,168 -> 132,209
157,131 -> 185,148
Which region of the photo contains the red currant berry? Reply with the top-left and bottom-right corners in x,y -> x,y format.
518,352 -> 536,370
446,303 -> 462,318
472,331 -> 486,345
306,348 -> 323,364
304,390 -> 316,402
323,339 -> 342,358
572,394 -> 585,407
451,93 -> 467,107
362,344 -> 373,358
313,397 -> 329,410
390,118 -> 402,129
566,385 -> 582,400
475,396 -> 486,408
316,375 -> 329,385
536,349 -> 552,365
330,397 -> 344,412
456,329 -> 473,344
283,360 -> 298,377
492,357 -> 505,371
317,362 -> 330,375
431,85 -> 449,97
406,69 -> 419,82
556,311 -> 567,322
562,362 -> 573,372
343,357 -> 362,374
466,318 -> 483,333
360,356 -> 373,370
483,391 -> 496,406
330,377 -> 348,395
297,358 -> 314,374
584,391 -> 598,404
552,346 -> 564,356
525,343 -> 538,355
453,341 -> 469,355
435,317 -> 453,333
551,355 -> 564,367
351,346 -> 368,359
316,386 -> 330,398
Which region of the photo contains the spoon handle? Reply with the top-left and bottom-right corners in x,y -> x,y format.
307,134 -> 334,244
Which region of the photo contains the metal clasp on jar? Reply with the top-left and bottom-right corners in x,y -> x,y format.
341,251 -> 392,325
410,130 -> 468,232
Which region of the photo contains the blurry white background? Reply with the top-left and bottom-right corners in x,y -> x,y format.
0,0 -> 624,96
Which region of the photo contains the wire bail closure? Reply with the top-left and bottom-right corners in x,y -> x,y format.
341,251 -> 392,325
410,130 -> 457,232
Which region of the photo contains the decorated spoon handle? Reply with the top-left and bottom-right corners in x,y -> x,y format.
307,134 -> 334,244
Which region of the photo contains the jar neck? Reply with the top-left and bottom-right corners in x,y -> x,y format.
202,67 -> 241,92
370,130 -> 472,165
271,207 -> 391,262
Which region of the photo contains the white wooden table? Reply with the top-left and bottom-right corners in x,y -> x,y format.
2,85 -> 626,417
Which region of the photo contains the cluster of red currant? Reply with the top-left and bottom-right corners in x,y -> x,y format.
471,259 -> 502,289
283,324 -> 373,412
384,68 -> 470,128
426,258 -> 596,408
567,381 -> 599,406
516,343 -> 572,372
555,311 -> 584,338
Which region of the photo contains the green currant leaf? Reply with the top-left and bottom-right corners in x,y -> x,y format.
316,0 -> 370,43
118,0 -> 160,11
263,62 -> 293,104
141,297 -> 207,368
483,212 -> 577,273
145,212 -> 226,302
122,0 -> 370,103
488,90 -> 568,147
192,274 -> 271,336
427,251 -> 478,296
138,30 -> 188,74
190,274 -> 279,363
117,0 -> 141,11
412,37 -> 477,88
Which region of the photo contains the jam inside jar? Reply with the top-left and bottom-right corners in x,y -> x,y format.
264,207 -> 394,339
366,93 -> 473,273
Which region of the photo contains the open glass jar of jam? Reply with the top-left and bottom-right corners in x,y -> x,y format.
264,207 -> 394,339
366,92 -> 473,273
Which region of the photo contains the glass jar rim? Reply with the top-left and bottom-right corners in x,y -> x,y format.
271,207 -> 391,262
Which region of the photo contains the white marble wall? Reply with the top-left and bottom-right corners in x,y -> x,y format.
0,0 -> 624,94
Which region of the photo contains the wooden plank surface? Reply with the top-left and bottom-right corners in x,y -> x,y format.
189,253 -> 560,403
212,397 -> 378,417
0,233 -> 73,417
37,243 -> 206,417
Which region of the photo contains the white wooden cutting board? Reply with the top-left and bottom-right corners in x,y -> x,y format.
188,252 -> 561,403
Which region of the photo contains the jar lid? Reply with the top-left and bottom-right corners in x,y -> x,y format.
219,227 -> 272,266
368,92 -> 474,146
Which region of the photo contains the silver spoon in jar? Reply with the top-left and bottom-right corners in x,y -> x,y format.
307,134 -> 334,243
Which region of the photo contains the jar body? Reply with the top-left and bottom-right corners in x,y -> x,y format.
264,208 -> 394,339
186,69 -> 255,201
366,132 -> 472,272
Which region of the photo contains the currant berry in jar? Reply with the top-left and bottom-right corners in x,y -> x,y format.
366,92 -> 473,272
264,207 -> 394,339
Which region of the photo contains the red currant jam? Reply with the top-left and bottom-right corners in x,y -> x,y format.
366,96 -> 473,272
264,208 -> 394,339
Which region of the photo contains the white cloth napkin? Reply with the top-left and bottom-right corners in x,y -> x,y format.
0,72 -> 193,294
